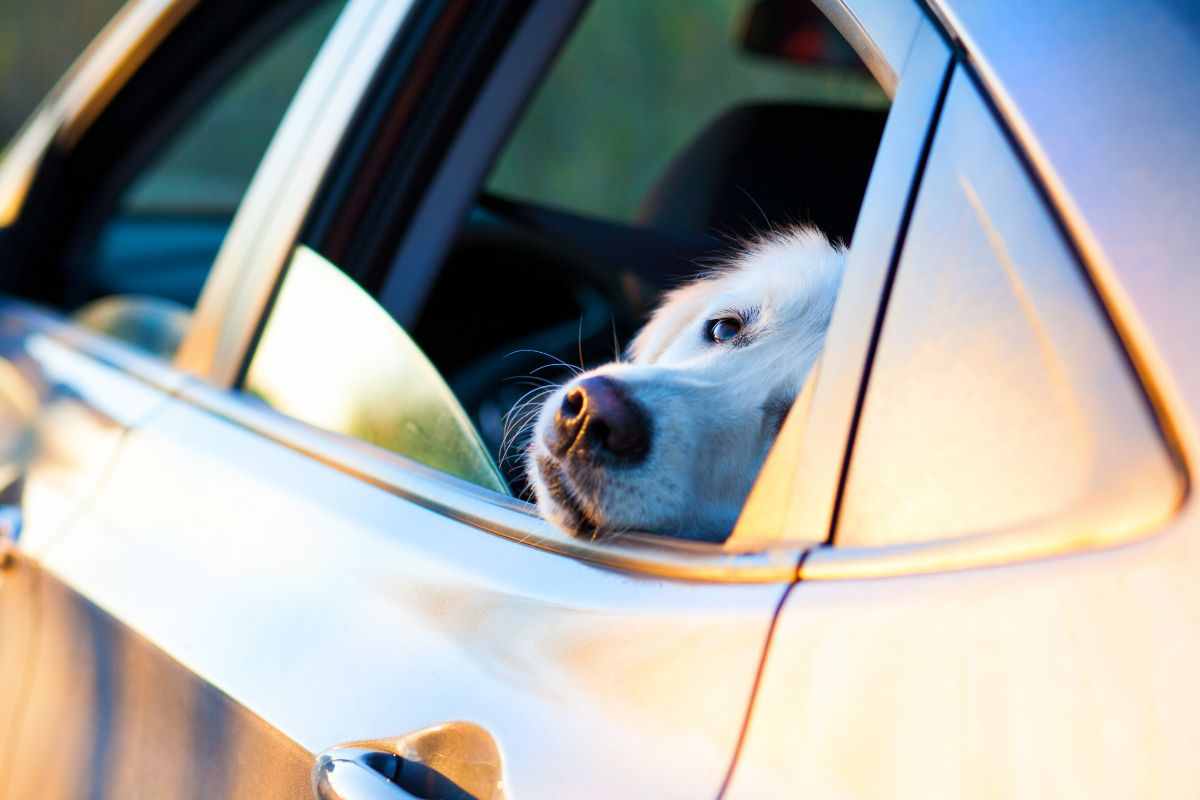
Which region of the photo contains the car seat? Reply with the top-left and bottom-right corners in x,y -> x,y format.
637,102 -> 888,244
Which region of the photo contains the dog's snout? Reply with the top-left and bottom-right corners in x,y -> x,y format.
550,376 -> 650,463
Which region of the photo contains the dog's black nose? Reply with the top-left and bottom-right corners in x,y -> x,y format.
550,376 -> 650,463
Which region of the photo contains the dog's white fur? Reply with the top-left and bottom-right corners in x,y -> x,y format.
526,227 -> 845,541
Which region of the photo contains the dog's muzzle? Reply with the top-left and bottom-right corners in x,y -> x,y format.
547,376 -> 651,465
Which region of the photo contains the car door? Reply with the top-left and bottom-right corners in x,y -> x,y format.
0,1 -> 955,800
0,0 -> 365,796
2,1 -> 945,798
725,28 -> 1192,800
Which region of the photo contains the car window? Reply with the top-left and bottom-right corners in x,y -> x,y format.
836,70 -> 1182,548
120,2 -> 344,217
0,0 -> 125,147
256,0 -> 900,539
71,0 -> 346,355
244,245 -> 507,493
398,0 -> 895,503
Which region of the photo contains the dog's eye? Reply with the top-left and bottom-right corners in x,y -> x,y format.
707,317 -> 742,344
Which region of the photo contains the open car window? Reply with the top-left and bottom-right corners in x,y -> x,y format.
249,0 -> 911,546
405,0 -> 894,503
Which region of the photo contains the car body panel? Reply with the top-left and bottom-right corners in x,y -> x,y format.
0,551 -> 37,781
827,67 -> 1183,559
730,515 -> 1200,798
0,301 -> 181,795
6,560 -> 314,800
37,383 -> 784,798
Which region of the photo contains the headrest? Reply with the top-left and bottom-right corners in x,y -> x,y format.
637,102 -> 888,243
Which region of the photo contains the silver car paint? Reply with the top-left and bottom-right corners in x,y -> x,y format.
731,0 -> 1200,794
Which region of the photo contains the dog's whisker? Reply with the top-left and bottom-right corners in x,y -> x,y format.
528,363 -> 574,377
577,316 -> 586,372
504,375 -> 558,386
499,386 -> 560,464
505,348 -> 582,375
737,186 -> 776,237
500,402 -> 543,451
610,314 -> 622,363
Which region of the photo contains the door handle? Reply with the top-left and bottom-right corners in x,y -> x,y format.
312,722 -> 506,800
0,504 -> 21,569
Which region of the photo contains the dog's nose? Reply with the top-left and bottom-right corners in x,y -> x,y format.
550,376 -> 650,462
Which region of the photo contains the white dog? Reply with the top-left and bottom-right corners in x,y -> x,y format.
524,227 -> 845,542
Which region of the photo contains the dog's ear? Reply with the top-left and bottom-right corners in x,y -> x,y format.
628,279 -> 713,364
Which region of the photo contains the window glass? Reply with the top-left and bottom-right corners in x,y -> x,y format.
74,0 -> 345,328
122,1 -> 344,215
837,71 -> 1181,548
486,0 -> 886,226
0,0 -> 125,146
244,246 -> 507,493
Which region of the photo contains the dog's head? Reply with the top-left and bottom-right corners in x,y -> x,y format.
525,228 -> 844,542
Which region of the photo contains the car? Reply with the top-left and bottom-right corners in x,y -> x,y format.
0,0 -> 1196,797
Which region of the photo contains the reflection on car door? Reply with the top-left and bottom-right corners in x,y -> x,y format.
0,305 -> 185,796
34,376 -> 785,797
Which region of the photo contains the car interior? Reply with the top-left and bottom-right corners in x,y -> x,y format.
0,0 -> 890,504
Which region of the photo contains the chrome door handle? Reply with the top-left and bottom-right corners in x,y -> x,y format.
312,722 -> 505,800
0,504 -> 21,569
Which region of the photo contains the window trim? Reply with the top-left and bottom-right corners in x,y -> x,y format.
0,293 -> 804,583
0,0 -> 200,230
814,0 -> 923,96
174,0 -> 412,386
176,372 -> 806,583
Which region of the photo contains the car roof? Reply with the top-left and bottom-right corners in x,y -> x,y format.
929,0 -> 1200,441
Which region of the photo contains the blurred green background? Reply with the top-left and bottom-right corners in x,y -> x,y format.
488,0 -> 887,222
0,0 -> 125,143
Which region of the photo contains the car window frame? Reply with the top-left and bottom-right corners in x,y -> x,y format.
728,17 -> 952,551
194,0 -> 938,573
0,0 -> 939,582
174,0 -> 411,381
185,0 -> 806,583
